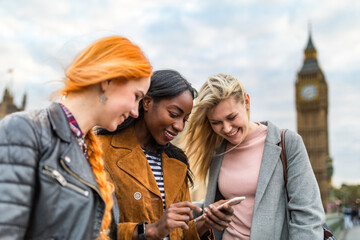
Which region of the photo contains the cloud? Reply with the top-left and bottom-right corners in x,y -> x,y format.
0,0 -> 359,188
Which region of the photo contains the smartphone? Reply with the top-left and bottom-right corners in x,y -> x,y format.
193,196 -> 245,223
216,196 -> 246,210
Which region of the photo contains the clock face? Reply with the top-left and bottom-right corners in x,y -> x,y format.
301,84 -> 318,100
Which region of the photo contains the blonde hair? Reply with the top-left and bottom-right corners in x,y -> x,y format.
180,73 -> 246,183
60,36 -> 152,239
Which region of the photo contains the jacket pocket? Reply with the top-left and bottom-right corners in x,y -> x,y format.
42,165 -> 89,197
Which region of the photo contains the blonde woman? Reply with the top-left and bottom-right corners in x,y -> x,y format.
181,74 -> 325,239
0,36 -> 152,239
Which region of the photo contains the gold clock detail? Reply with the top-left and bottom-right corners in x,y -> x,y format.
301,83 -> 318,101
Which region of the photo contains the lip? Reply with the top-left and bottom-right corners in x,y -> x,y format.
225,128 -> 239,138
164,130 -> 177,141
119,115 -> 127,124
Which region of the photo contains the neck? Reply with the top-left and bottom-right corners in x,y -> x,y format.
60,89 -> 100,136
134,119 -> 157,152
248,121 -> 259,134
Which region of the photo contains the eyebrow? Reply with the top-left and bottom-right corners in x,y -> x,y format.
208,118 -> 219,122
138,91 -> 145,98
170,105 -> 184,114
208,112 -> 237,121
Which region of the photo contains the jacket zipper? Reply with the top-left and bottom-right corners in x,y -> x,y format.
42,165 -> 89,197
60,159 -> 103,200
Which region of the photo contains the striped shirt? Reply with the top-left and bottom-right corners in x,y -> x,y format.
142,149 -> 166,209
142,149 -> 170,240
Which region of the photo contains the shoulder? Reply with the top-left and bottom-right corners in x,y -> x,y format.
0,109 -> 47,147
282,129 -> 304,151
96,125 -> 138,150
164,143 -> 188,163
95,132 -> 113,148
0,109 -> 49,169
261,121 -> 303,145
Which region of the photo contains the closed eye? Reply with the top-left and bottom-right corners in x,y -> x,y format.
227,114 -> 237,121
169,111 -> 178,118
135,91 -> 145,101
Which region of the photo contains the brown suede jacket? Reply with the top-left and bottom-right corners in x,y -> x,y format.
97,126 -> 200,240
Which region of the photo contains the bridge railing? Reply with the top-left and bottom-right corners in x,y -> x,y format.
326,213 -> 344,237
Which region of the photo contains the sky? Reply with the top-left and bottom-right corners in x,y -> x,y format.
0,0 -> 359,188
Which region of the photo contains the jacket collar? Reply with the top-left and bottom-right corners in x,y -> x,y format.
110,126 -> 188,205
47,102 -> 100,192
110,125 -> 139,149
253,121 -> 282,212
47,102 -> 72,142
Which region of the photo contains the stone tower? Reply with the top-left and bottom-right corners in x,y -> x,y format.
295,32 -> 333,209
0,87 -> 27,119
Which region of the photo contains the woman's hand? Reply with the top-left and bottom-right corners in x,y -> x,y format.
143,201 -> 202,239
195,199 -> 234,235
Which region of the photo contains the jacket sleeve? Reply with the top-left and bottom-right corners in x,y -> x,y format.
0,115 -> 39,239
117,222 -> 138,240
285,131 -> 325,239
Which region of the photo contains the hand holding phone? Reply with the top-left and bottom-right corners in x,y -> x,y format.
194,196 -> 245,223
216,196 -> 246,210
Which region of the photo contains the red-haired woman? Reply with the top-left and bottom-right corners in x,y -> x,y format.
0,36 -> 152,240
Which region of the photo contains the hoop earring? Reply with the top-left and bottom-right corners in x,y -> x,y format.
99,93 -> 108,104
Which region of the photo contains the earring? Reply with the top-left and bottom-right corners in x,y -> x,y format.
99,93 -> 108,104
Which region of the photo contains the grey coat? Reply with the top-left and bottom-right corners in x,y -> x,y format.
0,103 -> 118,240
202,121 -> 325,240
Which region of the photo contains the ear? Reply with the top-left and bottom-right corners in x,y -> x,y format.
100,80 -> 111,92
142,96 -> 153,111
244,93 -> 250,109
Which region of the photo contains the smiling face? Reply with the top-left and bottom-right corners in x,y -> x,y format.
99,77 -> 150,131
207,94 -> 251,146
143,90 -> 194,146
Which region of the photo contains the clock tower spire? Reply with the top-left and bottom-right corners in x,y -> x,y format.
295,31 -> 332,210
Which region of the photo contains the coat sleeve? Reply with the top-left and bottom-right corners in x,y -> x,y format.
285,131 -> 325,239
117,222 -> 138,240
0,115 -> 39,239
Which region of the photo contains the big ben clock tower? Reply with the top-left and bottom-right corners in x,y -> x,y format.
295,32 -> 332,209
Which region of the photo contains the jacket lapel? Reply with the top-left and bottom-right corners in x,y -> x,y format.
253,122 -> 281,212
116,146 -> 162,198
162,154 -> 187,207
110,127 -> 162,198
205,141 -> 226,207
47,102 -> 99,190
47,102 -> 72,143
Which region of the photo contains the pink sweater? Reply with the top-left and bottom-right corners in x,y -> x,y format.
218,123 -> 267,240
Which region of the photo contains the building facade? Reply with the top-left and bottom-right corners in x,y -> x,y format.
0,88 -> 26,119
295,33 -> 333,209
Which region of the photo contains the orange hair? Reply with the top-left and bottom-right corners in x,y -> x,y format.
86,131 -> 114,240
60,36 -> 152,239
60,35 -> 152,95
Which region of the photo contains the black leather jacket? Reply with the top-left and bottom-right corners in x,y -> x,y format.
0,103 -> 118,239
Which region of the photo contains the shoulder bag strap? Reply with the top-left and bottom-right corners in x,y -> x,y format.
279,129 -> 335,239
279,129 -> 289,201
